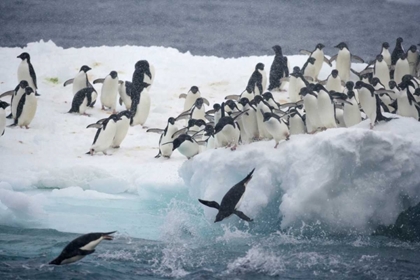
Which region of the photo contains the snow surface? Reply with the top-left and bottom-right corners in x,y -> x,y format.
0,41 -> 419,238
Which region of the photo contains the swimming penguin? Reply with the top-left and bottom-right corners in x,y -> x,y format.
299,43 -> 332,80
301,57 -> 317,81
406,45 -> 418,77
380,42 -> 391,68
247,63 -> 266,95
322,69 -> 344,92
11,87 -> 37,129
198,168 -> 254,223
68,87 -> 96,116
147,117 -> 179,158
329,42 -> 364,82
49,231 -> 116,265
118,81 -> 133,110
354,81 -> 393,129
0,101 -> 9,136
373,54 -> 391,89
86,114 -> 120,155
313,84 -> 337,129
179,86 -> 202,113
268,45 -> 289,91
112,110 -> 133,148
394,53 -> 410,84
94,71 -> 119,113
63,65 -> 94,96
238,97 -> 259,140
299,87 -> 321,133
130,82 -> 150,127
17,52 -> 39,96
262,111 -> 290,148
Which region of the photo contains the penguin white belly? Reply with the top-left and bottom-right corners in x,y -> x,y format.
317,92 -> 336,128
240,91 -> 254,102
192,107 -> 206,122
382,50 -> 391,68
336,49 -> 351,81
132,90 -> 151,126
0,108 -> 5,136
407,52 -> 418,76
289,115 -> 305,135
80,237 -> 103,251
397,96 -> 418,119
374,61 -> 390,89
394,60 -> 410,84
206,135 -> 217,150
312,49 -> 324,79
118,82 -> 132,110
256,103 -> 272,138
303,95 -> 321,133
79,97 -> 88,115
100,78 -> 119,111
326,77 -> 343,92
216,124 -> 240,147
60,255 -> 85,265
242,109 -> 259,139
12,89 -> 25,118
18,94 -> 37,127
178,140 -> 199,158
264,118 -> 289,144
343,99 -> 362,127
112,117 -> 130,147
91,122 -> 117,153
259,69 -> 267,93
304,64 -> 316,81
183,93 -> 200,112
73,72 -> 88,95
358,90 -> 376,126
17,61 -> 36,90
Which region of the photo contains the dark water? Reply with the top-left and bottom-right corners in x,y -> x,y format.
0,0 -> 419,59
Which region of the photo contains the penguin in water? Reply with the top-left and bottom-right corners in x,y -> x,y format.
63,65 -> 94,96
118,81 -> 133,110
0,101 -> 9,137
262,111 -> 290,148
380,42 -> 391,68
94,71 -> 119,113
299,43 -> 332,80
179,86 -> 202,113
11,87 -> 37,129
17,52 -> 39,96
112,110 -> 133,148
49,231 -> 116,265
198,169 -> 255,223
86,114 -> 120,155
329,42 -> 365,82
268,45 -> 289,91
406,45 -> 418,77
130,82 -> 151,127
247,63 -> 266,95
147,117 -> 179,158
68,88 -> 96,116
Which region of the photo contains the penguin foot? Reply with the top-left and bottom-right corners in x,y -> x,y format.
142,126 -> 149,129
230,145 -> 237,151
370,124 -> 374,130
82,113 -> 91,117
25,126 -> 29,129
274,143 -> 278,149
113,146 -> 120,149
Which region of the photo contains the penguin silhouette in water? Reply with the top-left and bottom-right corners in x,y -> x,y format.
49,231 -> 116,265
199,169 -> 255,223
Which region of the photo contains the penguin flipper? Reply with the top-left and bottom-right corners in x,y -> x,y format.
205,114 -> 215,122
29,63 -> 37,89
351,55 -> 365,63
198,199 -> 220,210
299,49 -> 311,56
6,112 -> 12,119
86,123 -> 102,129
323,56 -> 332,67
63,78 -> 74,87
119,97 -> 123,106
202,98 -> 210,106
0,90 -> 14,98
225,94 -> 240,101
233,210 -> 253,222
146,128 -> 165,134
329,54 -> 338,63
93,78 -> 105,84
179,93 -> 187,99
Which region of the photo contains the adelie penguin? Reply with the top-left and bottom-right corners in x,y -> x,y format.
17,52 -> 39,96
68,87 -> 96,116
94,70 -> 119,113
329,42 -> 364,82
49,231 -> 116,265
262,111 -> 290,148
146,117 -> 179,158
198,169 -> 255,223
214,102 -> 247,149
86,114 -> 120,155
118,81 -> 133,110
247,63 -> 266,96
380,42 -> 391,68
406,45 -> 418,77
130,81 -> 151,127
0,80 -> 29,119
179,86 -> 201,113
132,60 -> 154,93
165,132 -> 203,159
112,110 -> 133,148
268,45 -> 289,91
11,87 -> 37,129
390,37 -> 404,79
64,65 -> 95,97
299,43 -> 332,80
0,101 -> 9,137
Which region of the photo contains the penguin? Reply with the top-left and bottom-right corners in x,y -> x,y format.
224,85 -> 255,102
147,117 -> 179,158
198,168 -> 254,223
205,103 -> 222,124
118,81 -> 133,110
380,42 -> 391,68
202,124 -> 217,150
394,53 -> 410,84
49,231 -> 116,265
17,52 -> 39,96
5,80 -> 29,119
11,87 -> 37,129
313,84 -> 337,129
268,45 -> 289,91
329,42 -> 364,82
299,87 -> 321,133
94,71 -> 119,113
301,57 -> 317,81
112,110 -> 133,148
86,114 -> 120,155
179,86 -> 202,113
406,45 -> 419,77
253,95 -> 272,139
388,80 -> 400,101
354,81 -> 393,129
286,66 -> 308,102
68,88 -> 96,116
322,69 -> 344,92
247,63 -> 266,95
168,133 -> 202,159
371,77 -> 393,112
299,43 -> 332,80
63,65 -> 94,96
132,60 -> 154,90
238,97 -> 259,140
287,106 -> 306,135
262,91 -> 281,110
391,37 -> 405,67
373,54 -> 391,89
331,91 -> 361,127
130,82 -> 150,127
262,111 -> 290,148
0,101 -> 9,137
394,76 -> 420,120
177,97 -> 208,125
214,103 -> 245,150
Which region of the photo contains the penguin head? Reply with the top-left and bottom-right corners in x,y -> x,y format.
376,54 -> 383,62
187,119 -> 197,128
213,103 -> 221,112
109,114 -> 121,123
307,57 -> 316,65
347,90 -> 356,100
396,37 -> 403,44
272,45 -> 282,55
408,45 -> 417,53
25,87 -> 34,95
334,42 -> 348,50
299,87 -> 310,97
262,91 -> 274,101
263,112 -> 272,122
80,65 -> 91,73
195,98 -> 204,109
135,60 -> 150,70
345,81 -> 354,90
316,43 -> 325,50
190,86 -> 199,94
354,81 -> 366,90
168,117 -> 176,125
382,42 -> 390,49
225,99 -> 237,111
255,63 -> 264,71
194,119 -> 206,128
389,81 -> 398,90
118,110 -> 133,119
17,52 -> 30,61
204,124 -> 214,136
110,71 -> 118,79
253,95 -> 263,104
0,101 -> 9,109
19,80 -> 29,89
215,212 -> 229,223
370,77 -> 381,87
245,85 -> 253,94
331,69 -> 339,78
238,97 -> 250,107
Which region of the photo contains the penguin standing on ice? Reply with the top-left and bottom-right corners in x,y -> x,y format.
391,37 -> 405,79
299,43 -> 332,80
130,80 -> 151,127
49,231 -> 116,265
406,45 -> 418,77
301,57 -> 317,81
94,71 -> 119,113
11,87 -> 37,129
132,60 -> 153,91
262,111 -> 290,148
0,101 -> 9,136
118,81 -> 133,110
0,80 -> 29,119
147,117 -> 179,158
68,88 -> 96,116
17,52 -> 39,96
373,54 -> 390,89
299,87 -> 321,133
268,45 -> 289,91
329,42 -> 364,82
238,97 -> 259,140
179,86 -> 201,113
86,114 -> 120,155
64,65 -> 94,94
112,110 -> 133,148
394,53 -> 410,84
380,42 -> 391,68
198,169 -> 255,223
313,84 -> 337,129
323,69 -> 344,92
247,63 -> 266,96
